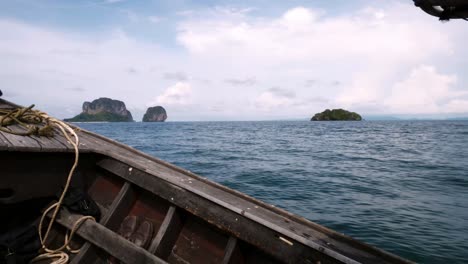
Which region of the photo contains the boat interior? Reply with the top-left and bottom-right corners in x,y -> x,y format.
0,98 -> 412,264
1,151 -> 289,264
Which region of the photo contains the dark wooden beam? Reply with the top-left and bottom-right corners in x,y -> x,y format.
0,125 -> 42,151
100,182 -> 136,230
222,237 -> 244,264
69,243 -> 94,264
0,132 -> 11,150
31,135 -> 69,152
149,206 -> 184,260
53,209 -> 167,264
79,130 -> 407,264
96,158 -> 336,264
9,125 -> 67,152
71,182 -> 136,263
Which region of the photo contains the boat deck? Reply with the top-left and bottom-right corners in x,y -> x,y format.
0,99 -> 412,264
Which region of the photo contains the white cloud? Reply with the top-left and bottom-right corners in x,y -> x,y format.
280,7 -> 320,31
176,3 -> 467,116
385,65 -> 468,114
148,82 -> 192,106
255,88 -> 296,110
177,3 -> 451,62
0,19 -> 176,120
1,2 -> 468,120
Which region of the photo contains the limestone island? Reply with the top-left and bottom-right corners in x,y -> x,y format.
142,106 -> 167,122
64,97 -> 134,122
311,109 -> 362,121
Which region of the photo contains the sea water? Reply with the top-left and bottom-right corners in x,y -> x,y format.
77,120 -> 468,263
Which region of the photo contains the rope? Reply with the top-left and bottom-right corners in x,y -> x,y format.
0,105 -> 95,263
0,105 -> 54,137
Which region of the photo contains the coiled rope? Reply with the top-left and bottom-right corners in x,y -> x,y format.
0,105 -> 95,264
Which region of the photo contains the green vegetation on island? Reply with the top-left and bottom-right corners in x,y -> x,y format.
311,109 -> 362,121
64,112 -> 132,122
65,97 -> 133,122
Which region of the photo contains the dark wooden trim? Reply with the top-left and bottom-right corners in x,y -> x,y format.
0,98 -> 412,264
76,130 -> 409,264
71,182 -> 136,263
0,98 -> 21,108
50,131 -> 73,149
0,132 -> 11,150
149,206 -> 184,259
73,133 -> 95,153
85,136 -> 341,259
50,136 -> 72,151
69,243 -> 94,264
100,182 -> 136,230
7,125 -> 64,152
53,209 -> 167,264
52,130 -> 93,153
0,126 -> 42,151
32,135 -> 68,152
222,237 -> 243,264
0,117 -> 72,153
97,158 -> 338,264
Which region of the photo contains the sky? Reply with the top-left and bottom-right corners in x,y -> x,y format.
1,0 -> 468,121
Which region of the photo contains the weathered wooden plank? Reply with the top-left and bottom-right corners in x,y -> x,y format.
95,157 -> 359,263
50,136 -> 72,150
149,206 -> 183,259
100,182 -> 136,230
0,102 -> 15,109
79,131 -> 311,238
0,104 -> 14,109
72,182 -> 136,264
0,127 -> 74,153
7,124 -> 66,152
111,154 -> 407,264
80,128 -> 410,264
30,134 -> 69,152
44,129 -> 91,153
168,216 -> 228,264
70,243 -> 94,264
48,128 -> 73,149
74,130 -> 97,152
0,98 -> 21,108
0,125 -> 42,151
0,132 -> 11,150
0,98 -> 411,263
97,159 -> 334,264
53,209 -> 167,264
222,237 -> 244,264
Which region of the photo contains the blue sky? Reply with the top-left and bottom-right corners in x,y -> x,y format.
1,0 -> 468,120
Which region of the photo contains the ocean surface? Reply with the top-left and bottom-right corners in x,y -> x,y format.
77,121 -> 468,263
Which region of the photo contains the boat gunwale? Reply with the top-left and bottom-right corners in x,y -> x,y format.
72,112 -> 411,264
0,98 -> 413,264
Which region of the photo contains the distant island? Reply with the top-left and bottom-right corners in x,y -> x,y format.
64,98 -> 134,122
143,106 -> 167,122
311,109 -> 362,121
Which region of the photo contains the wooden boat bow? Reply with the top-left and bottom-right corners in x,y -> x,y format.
0,98 -> 413,264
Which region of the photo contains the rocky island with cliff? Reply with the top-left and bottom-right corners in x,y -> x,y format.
143,106 -> 167,122
311,109 -> 362,121
64,98 -> 134,122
